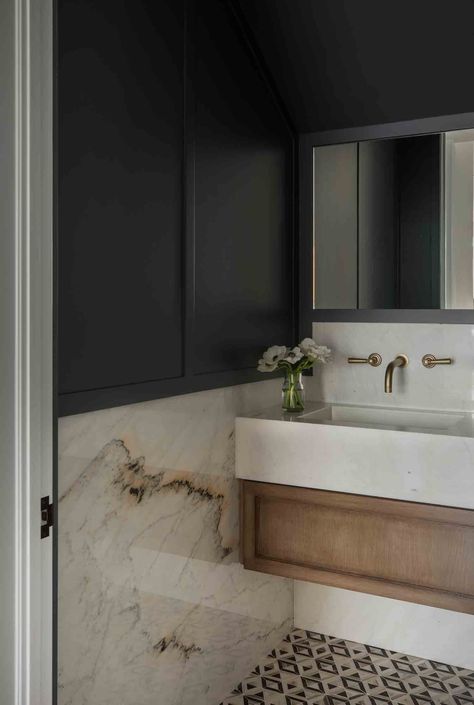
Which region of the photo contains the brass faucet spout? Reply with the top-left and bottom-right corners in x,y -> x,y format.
384,354 -> 408,393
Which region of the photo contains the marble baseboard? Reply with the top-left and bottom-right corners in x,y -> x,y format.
295,582 -> 474,671
58,380 -> 293,705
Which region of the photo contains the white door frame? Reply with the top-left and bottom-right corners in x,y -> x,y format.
1,0 -> 54,703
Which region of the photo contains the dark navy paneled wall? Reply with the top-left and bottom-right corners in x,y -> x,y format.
58,0 -> 296,415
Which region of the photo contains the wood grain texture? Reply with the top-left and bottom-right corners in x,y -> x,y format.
241,480 -> 474,614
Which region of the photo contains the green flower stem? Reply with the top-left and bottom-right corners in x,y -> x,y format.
278,358 -> 315,374
282,369 -> 305,412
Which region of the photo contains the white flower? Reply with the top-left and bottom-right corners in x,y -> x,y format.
312,345 -> 332,363
257,345 -> 287,372
263,345 -> 287,365
299,337 -> 318,356
285,346 -> 304,364
257,358 -> 277,372
299,338 -> 331,363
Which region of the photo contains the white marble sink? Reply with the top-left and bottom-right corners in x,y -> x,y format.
235,402 -> 474,510
298,403 -> 470,435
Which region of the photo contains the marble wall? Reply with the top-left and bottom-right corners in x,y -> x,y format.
58,379 -> 293,705
309,321 -> 474,411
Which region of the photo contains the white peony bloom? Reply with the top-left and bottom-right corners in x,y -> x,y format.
285,346 -> 304,364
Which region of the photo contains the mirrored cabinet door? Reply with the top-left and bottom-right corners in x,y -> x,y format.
313,128 -> 474,311
313,142 -> 358,308
445,129 -> 474,309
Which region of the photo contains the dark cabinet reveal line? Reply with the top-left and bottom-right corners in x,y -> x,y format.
57,0 -> 296,416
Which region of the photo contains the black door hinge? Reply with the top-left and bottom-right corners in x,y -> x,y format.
41,496 -> 54,539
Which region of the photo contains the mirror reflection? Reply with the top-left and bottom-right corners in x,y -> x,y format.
313,129 -> 474,310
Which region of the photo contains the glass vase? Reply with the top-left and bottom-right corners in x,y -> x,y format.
281,369 -> 305,412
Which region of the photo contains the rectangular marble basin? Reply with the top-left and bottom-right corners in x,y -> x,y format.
298,403 -> 469,435
235,402 -> 474,510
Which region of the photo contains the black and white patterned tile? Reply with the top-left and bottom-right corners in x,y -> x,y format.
219,629 -> 474,705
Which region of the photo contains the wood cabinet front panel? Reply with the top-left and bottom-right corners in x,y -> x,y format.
241,480 -> 474,614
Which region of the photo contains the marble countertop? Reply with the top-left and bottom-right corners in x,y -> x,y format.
235,401 -> 474,510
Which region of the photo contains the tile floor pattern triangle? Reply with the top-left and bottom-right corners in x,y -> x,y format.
219,629 -> 474,705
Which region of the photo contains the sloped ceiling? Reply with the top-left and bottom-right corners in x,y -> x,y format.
236,0 -> 474,134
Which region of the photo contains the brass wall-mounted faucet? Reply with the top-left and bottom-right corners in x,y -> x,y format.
384,354 -> 409,393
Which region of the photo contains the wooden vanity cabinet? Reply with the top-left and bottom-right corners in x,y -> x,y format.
241,479 -> 474,614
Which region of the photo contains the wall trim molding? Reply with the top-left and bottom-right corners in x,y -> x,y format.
14,0 -> 53,702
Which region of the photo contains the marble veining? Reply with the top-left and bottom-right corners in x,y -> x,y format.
58,380 -> 293,705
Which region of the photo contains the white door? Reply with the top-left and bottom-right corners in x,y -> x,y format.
0,0 -> 54,703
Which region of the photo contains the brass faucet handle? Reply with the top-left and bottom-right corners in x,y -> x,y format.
347,353 -> 382,367
422,354 -> 453,368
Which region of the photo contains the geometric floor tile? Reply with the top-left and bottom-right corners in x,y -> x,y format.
219,629 -> 474,705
